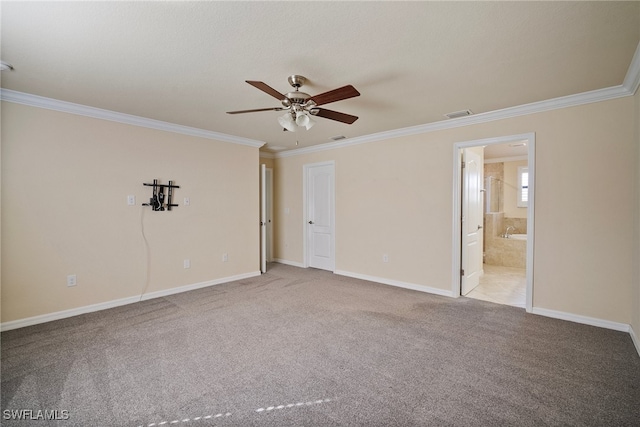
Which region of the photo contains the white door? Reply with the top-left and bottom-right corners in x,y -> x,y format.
461,147 -> 484,295
260,164 -> 267,273
305,162 -> 335,271
265,168 -> 273,263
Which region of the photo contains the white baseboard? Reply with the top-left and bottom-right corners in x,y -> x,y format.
630,325 -> 640,357
334,270 -> 454,298
272,258 -> 305,268
0,271 -> 261,332
138,271 -> 260,301
531,307 -> 630,333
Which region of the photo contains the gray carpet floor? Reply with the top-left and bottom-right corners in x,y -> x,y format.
2,263 -> 639,426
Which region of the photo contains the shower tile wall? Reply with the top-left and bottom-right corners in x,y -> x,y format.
483,161 -> 526,268
484,162 -> 504,213
484,213 -> 526,268
503,217 -> 527,234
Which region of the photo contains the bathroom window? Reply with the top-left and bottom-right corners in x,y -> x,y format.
517,166 -> 528,208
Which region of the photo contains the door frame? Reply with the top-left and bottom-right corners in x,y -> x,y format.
303,160 -> 336,270
451,133 -> 535,312
265,167 -> 274,263
260,164 -> 267,273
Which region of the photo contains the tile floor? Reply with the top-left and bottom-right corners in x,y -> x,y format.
466,264 -> 526,308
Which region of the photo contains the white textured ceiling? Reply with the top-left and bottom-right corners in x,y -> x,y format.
1,1 -> 639,152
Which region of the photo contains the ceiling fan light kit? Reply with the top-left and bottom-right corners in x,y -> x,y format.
278,113 -> 297,132
295,111 -> 315,129
227,75 -> 360,131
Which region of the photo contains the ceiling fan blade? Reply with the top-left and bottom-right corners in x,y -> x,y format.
312,108 -> 359,124
227,107 -> 284,114
246,81 -> 286,100
308,85 -> 360,106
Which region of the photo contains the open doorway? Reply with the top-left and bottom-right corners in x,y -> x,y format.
259,164 -> 273,273
452,133 -> 535,312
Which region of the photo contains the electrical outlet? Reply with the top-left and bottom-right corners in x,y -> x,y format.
183,259 -> 190,269
127,195 -> 135,206
383,254 -> 389,263
67,274 -> 77,287
222,253 -> 228,262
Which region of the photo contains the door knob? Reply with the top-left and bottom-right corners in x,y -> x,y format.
308,221 -> 314,224
477,225 -> 483,230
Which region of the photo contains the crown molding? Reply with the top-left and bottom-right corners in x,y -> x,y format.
623,40 -> 640,95
277,84 -> 632,158
3,40 -> 638,156
279,40 -> 640,158
0,89 -> 266,148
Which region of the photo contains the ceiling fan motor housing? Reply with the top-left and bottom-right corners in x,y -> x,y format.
287,74 -> 306,88
227,74 -> 359,125
282,75 -> 315,113
283,91 -> 311,107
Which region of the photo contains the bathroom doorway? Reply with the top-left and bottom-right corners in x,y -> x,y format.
452,133 -> 535,312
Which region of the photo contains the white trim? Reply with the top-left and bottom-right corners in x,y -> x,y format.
0,271 -> 261,332
451,133 -> 535,313
630,325 -> 640,357
532,307 -> 630,333
526,139 -> 536,312
0,89 -> 265,148
265,168 -> 274,263
272,258 -> 305,268
276,85 -> 632,158
3,45 -> 637,158
622,40 -> 640,95
334,270 -> 454,298
140,271 -> 261,300
260,164 -> 267,273
2,41 -> 638,157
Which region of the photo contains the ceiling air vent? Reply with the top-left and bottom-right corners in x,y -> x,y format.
444,109 -> 473,119
330,135 -> 346,141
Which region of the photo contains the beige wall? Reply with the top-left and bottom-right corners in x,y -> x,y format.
503,159 -> 528,219
1,102 -> 260,323
3,93 -> 637,331
275,96 -> 636,324
259,155 -> 275,170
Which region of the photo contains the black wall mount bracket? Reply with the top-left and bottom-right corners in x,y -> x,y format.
142,179 -> 180,211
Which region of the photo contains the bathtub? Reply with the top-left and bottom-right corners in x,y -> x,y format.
488,233 -> 527,267
505,233 -> 527,241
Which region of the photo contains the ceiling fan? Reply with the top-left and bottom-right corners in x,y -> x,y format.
226,75 -> 360,132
